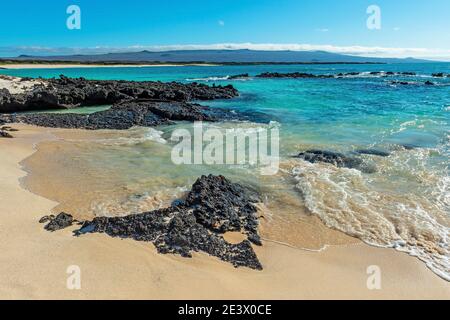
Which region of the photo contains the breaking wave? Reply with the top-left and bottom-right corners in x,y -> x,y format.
289,145 -> 450,281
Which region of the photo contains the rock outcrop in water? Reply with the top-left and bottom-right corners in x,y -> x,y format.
256,72 -> 334,79
295,150 -> 377,173
0,75 -> 239,113
0,99 -> 243,130
228,73 -> 250,80
254,71 -> 445,79
41,175 -> 263,270
355,149 -> 390,157
390,80 -> 437,86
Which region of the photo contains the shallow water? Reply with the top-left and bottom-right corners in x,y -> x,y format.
4,63 -> 449,280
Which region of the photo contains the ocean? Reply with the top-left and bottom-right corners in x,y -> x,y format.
2,63 -> 449,280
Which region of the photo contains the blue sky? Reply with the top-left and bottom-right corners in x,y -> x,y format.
1,0 -> 449,59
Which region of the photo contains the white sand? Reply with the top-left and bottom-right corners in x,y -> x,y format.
0,124 -> 449,300
0,75 -> 46,94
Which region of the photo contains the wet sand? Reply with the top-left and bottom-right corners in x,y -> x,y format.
0,124 -> 449,299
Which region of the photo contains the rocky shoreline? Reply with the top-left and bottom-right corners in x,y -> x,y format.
0,75 -> 238,113
0,75 -> 245,131
0,100 -> 245,130
41,175 -> 264,270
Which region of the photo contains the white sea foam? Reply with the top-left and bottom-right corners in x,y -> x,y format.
95,128 -> 167,146
187,76 -> 251,82
289,147 -> 450,281
187,76 -> 230,82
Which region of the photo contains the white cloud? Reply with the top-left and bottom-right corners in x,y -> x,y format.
316,28 -> 329,32
393,27 -> 401,31
2,43 -> 450,60
218,20 -> 225,27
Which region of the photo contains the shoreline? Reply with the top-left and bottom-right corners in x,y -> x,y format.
0,124 -> 448,299
0,63 -> 219,70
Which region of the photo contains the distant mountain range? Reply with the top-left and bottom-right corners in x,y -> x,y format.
1,49 -> 431,64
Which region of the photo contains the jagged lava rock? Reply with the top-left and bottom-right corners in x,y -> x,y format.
43,175 -> 263,270
295,149 -> 377,173
0,75 -> 239,113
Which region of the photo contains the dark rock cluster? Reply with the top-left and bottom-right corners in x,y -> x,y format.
0,99 -> 244,130
256,72 -> 334,79
390,80 -> 436,86
40,212 -> 77,232
0,123 -> 18,138
431,73 -> 450,78
295,149 -> 378,174
254,71 -> 447,80
355,149 -> 390,157
228,73 -> 250,80
0,75 -> 239,113
42,175 -> 263,270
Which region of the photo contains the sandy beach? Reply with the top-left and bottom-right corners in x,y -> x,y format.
0,124 -> 448,300
0,63 -> 218,70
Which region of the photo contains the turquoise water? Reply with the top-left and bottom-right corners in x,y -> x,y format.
2,64 -> 449,280
3,63 -> 449,149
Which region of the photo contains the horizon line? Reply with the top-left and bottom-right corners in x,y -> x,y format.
1,43 -> 450,61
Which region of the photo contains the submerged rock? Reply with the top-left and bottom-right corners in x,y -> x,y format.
228,73 -> 250,80
256,72 -> 333,79
255,71 -> 422,80
295,149 -> 377,173
43,175 -> 263,270
0,75 -> 239,113
390,81 -> 411,86
355,149 -> 390,157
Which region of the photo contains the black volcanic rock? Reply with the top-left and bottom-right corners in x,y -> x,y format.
43,175 -> 263,270
255,71 -> 423,80
355,149 -> 390,157
0,75 -> 239,113
184,174 -> 261,239
228,73 -> 250,80
432,73 -> 445,77
391,81 -> 411,86
256,72 -> 333,79
0,124 -> 17,138
0,100 -> 237,130
44,212 -> 74,232
295,150 -> 377,173
400,72 -> 416,76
